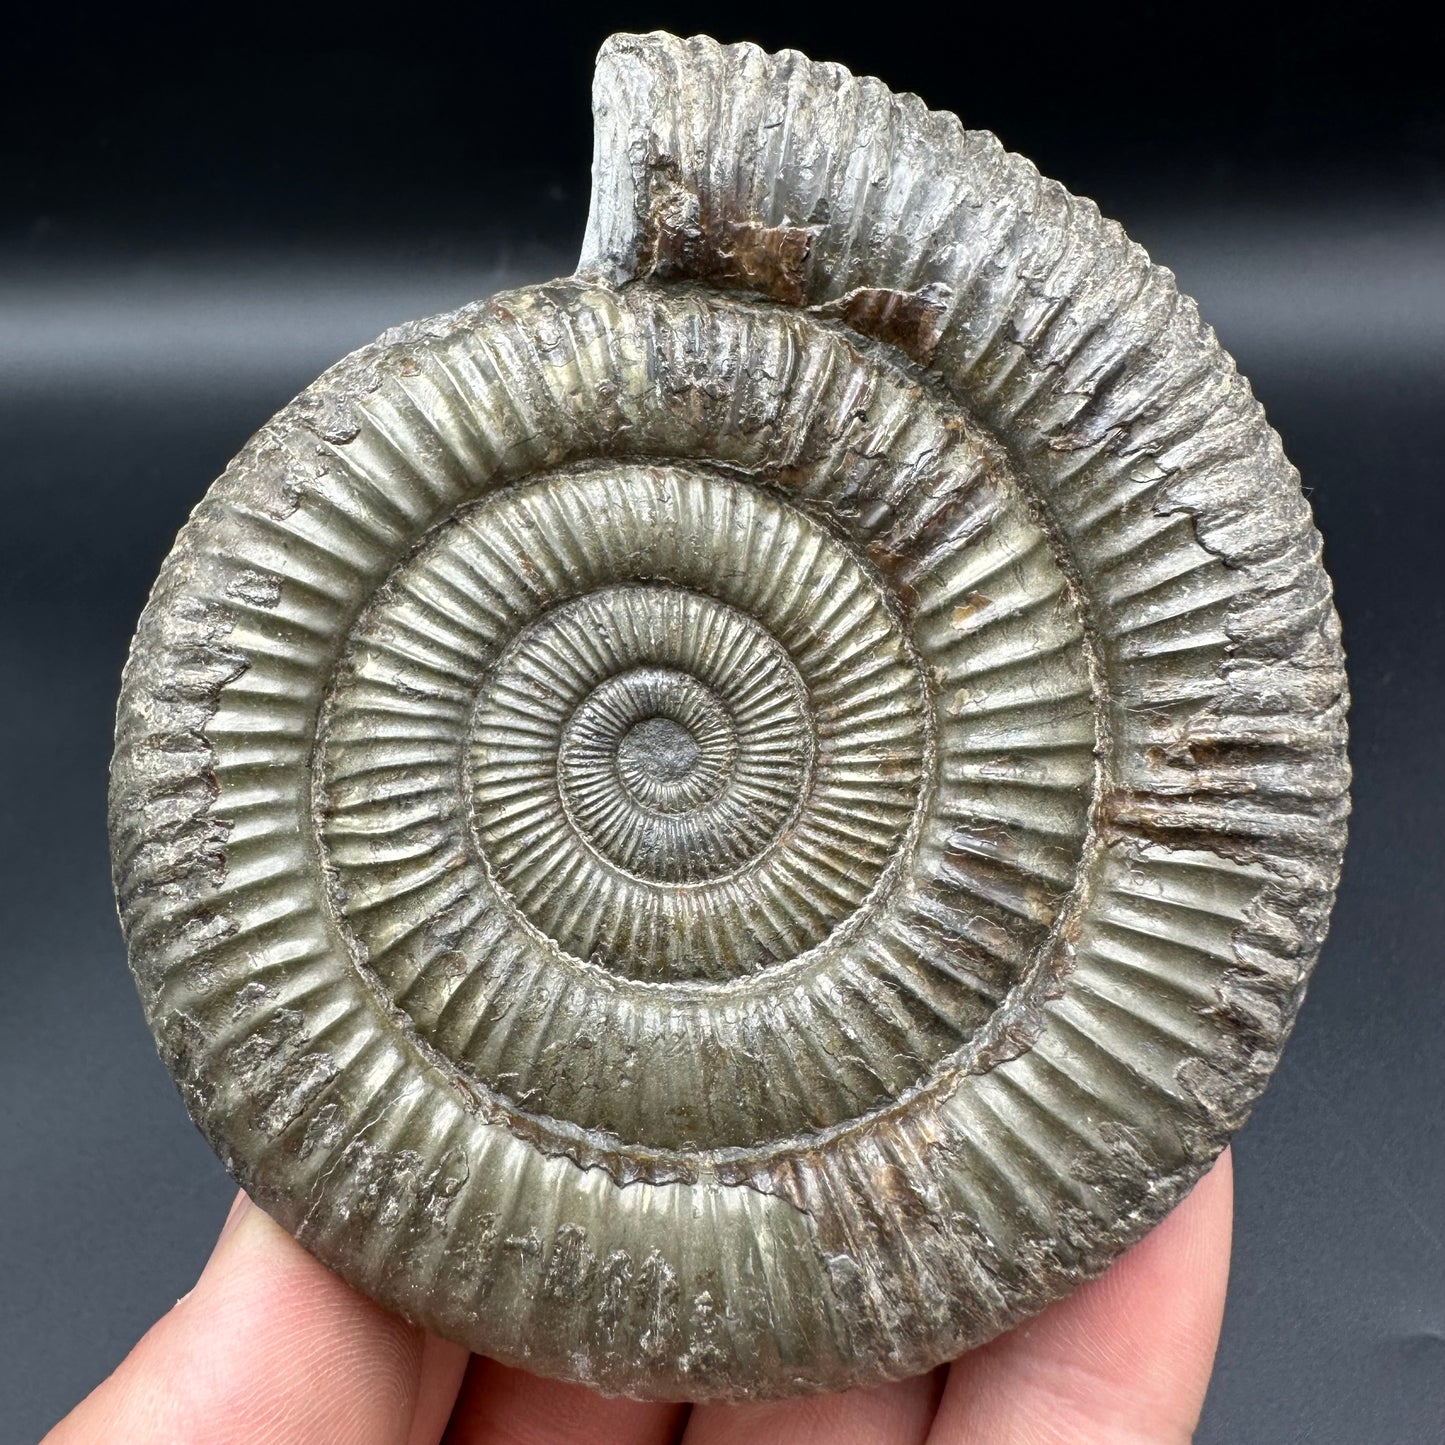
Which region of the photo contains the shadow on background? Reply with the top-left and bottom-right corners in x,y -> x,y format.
1,6 -> 1441,1440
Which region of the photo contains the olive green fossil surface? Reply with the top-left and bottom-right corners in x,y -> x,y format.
110,31 -> 1349,1400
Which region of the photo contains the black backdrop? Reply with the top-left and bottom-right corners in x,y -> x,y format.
2,6 -> 1441,1441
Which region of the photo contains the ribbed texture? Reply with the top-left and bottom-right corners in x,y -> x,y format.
110,32 -> 1347,1399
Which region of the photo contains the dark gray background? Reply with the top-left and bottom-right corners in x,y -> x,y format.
2,6 -> 1441,1441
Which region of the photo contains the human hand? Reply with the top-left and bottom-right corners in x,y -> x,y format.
44,1149 -> 1231,1445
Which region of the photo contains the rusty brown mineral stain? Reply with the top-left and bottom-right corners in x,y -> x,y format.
951,592 -> 993,627
813,284 -> 952,365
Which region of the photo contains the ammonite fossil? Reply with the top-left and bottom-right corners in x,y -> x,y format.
109,31 -> 1350,1399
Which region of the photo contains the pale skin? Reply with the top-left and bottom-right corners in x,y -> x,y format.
45,1149 -> 1232,1445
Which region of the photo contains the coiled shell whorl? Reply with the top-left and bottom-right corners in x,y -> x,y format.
109,31 -> 1350,1400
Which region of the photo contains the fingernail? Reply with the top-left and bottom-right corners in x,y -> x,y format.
210,1190 -> 252,1257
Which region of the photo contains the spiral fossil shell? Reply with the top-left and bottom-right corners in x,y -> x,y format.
109,32 -> 1350,1398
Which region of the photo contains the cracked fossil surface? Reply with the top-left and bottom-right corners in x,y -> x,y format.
109,30 -> 1350,1400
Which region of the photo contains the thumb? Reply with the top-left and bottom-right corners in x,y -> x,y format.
44,1192 -> 468,1445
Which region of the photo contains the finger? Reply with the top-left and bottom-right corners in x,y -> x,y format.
45,1191 -> 469,1445
409,1332 -> 473,1445
682,1369 -> 944,1445
928,1147 -> 1234,1445
441,1356 -> 687,1445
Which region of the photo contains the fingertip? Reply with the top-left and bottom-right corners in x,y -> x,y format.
405,1333 -> 471,1445
682,1369 -> 943,1445
932,1147 -> 1236,1445
215,1189 -> 252,1250
441,1358 -> 688,1445
46,1198 -> 452,1445
188,1189 -> 252,1282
